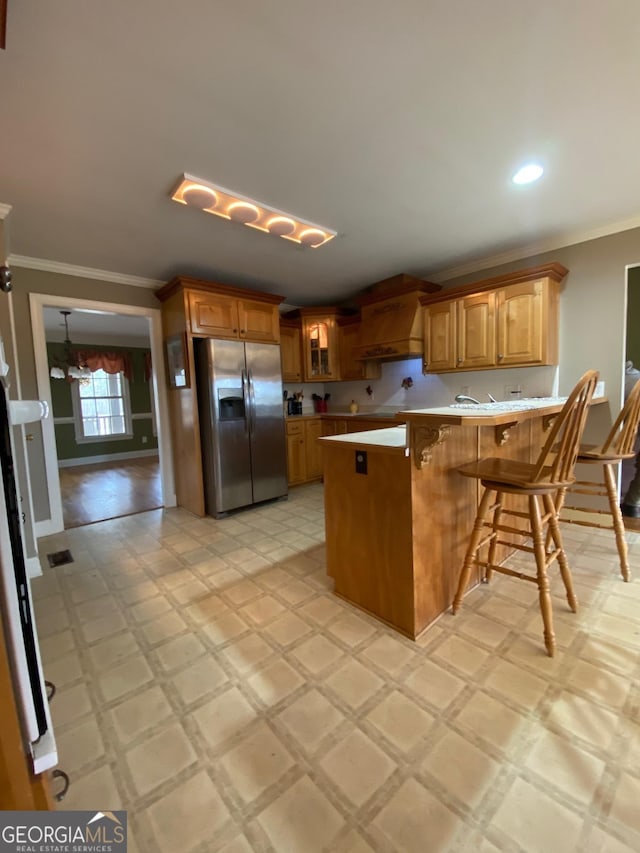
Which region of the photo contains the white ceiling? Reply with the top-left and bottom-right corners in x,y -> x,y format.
43,307 -> 150,347
1,1 -> 640,308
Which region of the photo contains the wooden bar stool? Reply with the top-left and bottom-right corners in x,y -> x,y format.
554,377 -> 640,582
452,370 -> 599,657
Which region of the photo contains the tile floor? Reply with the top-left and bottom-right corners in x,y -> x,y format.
33,483 -> 640,853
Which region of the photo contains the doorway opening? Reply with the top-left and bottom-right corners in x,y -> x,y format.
29,293 -> 175,535
622,263 -> 640,528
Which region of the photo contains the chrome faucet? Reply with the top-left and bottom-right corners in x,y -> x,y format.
454,393 -> 498,404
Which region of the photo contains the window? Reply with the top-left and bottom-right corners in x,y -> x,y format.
72,369 -> 133,442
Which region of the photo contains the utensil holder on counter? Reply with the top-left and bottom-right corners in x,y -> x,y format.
313,400 -> 328,413
287,400 -> 303,415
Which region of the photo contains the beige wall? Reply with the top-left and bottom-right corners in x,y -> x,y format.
440,227 -> 640,444
10,267 -> 160,521
9,226 -> 640,522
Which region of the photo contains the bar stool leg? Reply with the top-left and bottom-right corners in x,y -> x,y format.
484,490 -> 503,584
603,462 -> 631,581
453,487 -> 495,614
544,492 -> 578,612
530,494 -> 556,657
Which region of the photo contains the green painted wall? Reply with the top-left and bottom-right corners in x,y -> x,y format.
48,343 -> 158,461
626,267 -> 640,368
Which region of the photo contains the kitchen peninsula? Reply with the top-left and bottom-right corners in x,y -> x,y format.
319,397 -> 605,639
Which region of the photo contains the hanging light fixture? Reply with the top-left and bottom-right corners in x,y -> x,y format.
49,311 -> 92,382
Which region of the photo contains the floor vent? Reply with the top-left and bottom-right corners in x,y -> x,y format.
46,549 -> 74,568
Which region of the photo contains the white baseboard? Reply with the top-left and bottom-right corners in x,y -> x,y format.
26,555 -> 44,578
58,449 -> 159,468
34,518 -> 62,537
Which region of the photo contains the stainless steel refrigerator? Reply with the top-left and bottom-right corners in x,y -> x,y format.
195,338 -> 288,517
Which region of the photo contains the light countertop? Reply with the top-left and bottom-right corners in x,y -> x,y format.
397,396 -> 607,427
318,425 -> 408,455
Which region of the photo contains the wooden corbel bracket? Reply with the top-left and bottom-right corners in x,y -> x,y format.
495,421 -> 518,447
412,424 -> 451,469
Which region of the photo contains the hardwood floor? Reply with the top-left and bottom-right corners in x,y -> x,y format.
59,456 -> 162,528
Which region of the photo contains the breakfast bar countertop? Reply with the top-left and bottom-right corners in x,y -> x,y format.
397,395 -> 607,427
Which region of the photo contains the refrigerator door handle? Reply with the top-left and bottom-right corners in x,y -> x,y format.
241,369 -> 250,434
248,369 -> 257,432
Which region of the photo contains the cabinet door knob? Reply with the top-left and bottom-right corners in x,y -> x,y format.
456,357 -> 463,364
26,434 -> 34,441
241,329 -> 246,334
497,353 -> 504,360
232,328 -> 238,333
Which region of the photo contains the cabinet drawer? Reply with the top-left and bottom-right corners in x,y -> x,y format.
286,420 -> 304,436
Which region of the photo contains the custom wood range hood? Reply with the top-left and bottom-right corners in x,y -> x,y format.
352,274 -> 441,362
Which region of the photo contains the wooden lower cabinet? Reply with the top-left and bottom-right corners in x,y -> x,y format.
286,418 -> 323,485
321,417 -> 348,436
322,416 -> 399,436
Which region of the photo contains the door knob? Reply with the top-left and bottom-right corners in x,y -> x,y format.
25,434 -> 34,441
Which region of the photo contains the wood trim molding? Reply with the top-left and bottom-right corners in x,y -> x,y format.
157,275 -> 284,304
420,262 -> 568,306
495,421 -> 518,446
411,424 -> 451,469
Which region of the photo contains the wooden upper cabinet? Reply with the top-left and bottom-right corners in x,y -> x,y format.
189,292 -> 280,342
280,321 -> 303,382
189,291 -> 240,337
496,279 -> 554,366
237,298 -> 281,342
421,263 -> 564,373
457,291 -> 496,369
304,315 -> 338,381
424,300 -> 456,372
423,293 -> 497,372
295,309 -> 342,382
337,316 -> 381,381
155,277 -> 282,343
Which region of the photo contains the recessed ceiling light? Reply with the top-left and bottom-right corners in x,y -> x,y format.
512,163 -> 544,185
171,174 -> 336,248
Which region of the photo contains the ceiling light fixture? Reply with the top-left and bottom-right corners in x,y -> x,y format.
512,163 -> 544,185
171,174 -> 337,248
49,310 -> 92,382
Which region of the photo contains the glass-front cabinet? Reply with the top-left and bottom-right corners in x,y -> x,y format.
300,309 -> 341,381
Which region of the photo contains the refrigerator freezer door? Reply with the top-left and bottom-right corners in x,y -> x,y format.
195,338 -> 253,515
245,342 -> 288,504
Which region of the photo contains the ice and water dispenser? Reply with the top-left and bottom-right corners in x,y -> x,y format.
218,388 -> 245,420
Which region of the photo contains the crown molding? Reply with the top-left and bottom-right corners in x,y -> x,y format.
0,203 -> 12,220
429,214 -> 640,284
8,254 -> 163,289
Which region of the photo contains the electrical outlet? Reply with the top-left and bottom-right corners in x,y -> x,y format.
504,384 -> 522,399
142,436 -> 148,444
